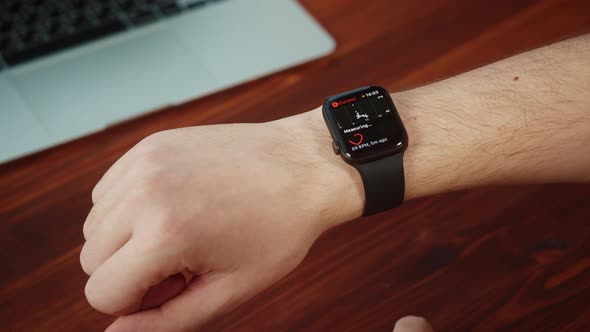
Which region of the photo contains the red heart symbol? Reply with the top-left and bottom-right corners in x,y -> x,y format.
348,133 -> 363,146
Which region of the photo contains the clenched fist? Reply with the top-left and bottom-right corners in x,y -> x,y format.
80,111 -> 364,331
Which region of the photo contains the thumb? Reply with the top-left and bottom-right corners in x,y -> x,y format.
106,273 -> 239,332
393,316 -> 434,332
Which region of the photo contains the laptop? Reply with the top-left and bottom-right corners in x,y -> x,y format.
0,0 -> 335,163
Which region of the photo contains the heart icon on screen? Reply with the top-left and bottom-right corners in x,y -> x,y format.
348,133 -> 363,146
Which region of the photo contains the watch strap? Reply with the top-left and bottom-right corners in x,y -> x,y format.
356,153 -> 405,215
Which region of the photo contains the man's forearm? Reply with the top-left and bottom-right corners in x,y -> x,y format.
399,33 -> 590,191
86,34 -> 589,331
281,33 -> 590,229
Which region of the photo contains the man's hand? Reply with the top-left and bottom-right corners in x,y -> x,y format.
81,33 -> 589,331
81,120 -> 364,331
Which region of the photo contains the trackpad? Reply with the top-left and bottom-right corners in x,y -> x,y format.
11,28 -> 216,141
0,75 -> 52,162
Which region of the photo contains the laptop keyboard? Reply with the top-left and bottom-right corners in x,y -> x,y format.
0,0 -> 223,67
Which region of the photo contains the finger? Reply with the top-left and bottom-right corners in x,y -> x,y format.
80,203 -> 133,275
106,273 -> 238,332
393,316 -> 434,332
141,273 -> 186,310
83,172 -> 139,240
85,236 -> 180,315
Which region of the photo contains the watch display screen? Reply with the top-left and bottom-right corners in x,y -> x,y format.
323,86 -> 407,163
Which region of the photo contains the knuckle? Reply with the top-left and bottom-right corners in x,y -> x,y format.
132,144 -> 165,170
82,220 -> 90,241
125,172 -> 169,209
125,177 -> 160,205
123,186 -> 156,215
139,131 -> 165,146
79,244 -> 95,276
84,277 -> 109,313
82,221 -> 91,241
132,162 -> 166,194
138,169 -> 166,192
135,133 -> 168,161
91,185 -> 101,204
92,173 -> 111,204
82,208 -> 98,240
85,275 -> 132,315
126,185 -> 150,205
136,147 -> 161,167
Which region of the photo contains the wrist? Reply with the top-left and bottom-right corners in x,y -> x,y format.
274,107 -> 364,231
274,83 -> 490,231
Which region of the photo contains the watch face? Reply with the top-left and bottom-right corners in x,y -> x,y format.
323,86 -> 408,164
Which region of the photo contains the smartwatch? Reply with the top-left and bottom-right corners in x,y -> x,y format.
322,86 -> 408,216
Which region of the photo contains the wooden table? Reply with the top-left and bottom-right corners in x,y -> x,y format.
2,1 -> 590,331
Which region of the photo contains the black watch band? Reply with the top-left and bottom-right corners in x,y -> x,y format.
356,153 -> 405,216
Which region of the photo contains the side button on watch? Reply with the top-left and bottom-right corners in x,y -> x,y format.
322,86 -> 408,215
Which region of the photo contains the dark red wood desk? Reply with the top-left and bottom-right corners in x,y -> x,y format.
1,1 -> 590,331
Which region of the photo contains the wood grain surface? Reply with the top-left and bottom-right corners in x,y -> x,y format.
2,0 -> 590,331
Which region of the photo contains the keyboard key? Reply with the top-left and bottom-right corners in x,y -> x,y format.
7,2 -> 21,15
71,0 -> 87,10
3,35 -> 24,54
3,20 -> 125,65
1,0 -> 228,66
0,36 -> 9,53
128,8 -> 158,26
70,14 -> 93,30
158,1 -> 181,15
94,6 -> 116,21
178,0 -> 207,9
46,20 -> 70,38
117,0 -> 134,11
0,19 -> 13,35
22,12 -> 39,25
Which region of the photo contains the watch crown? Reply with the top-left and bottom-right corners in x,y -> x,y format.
332,141 -> 340,155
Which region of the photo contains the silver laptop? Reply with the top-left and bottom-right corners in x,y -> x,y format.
0,0 -> 335,163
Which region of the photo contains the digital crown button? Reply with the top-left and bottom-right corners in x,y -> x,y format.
332,141 -> 340,155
